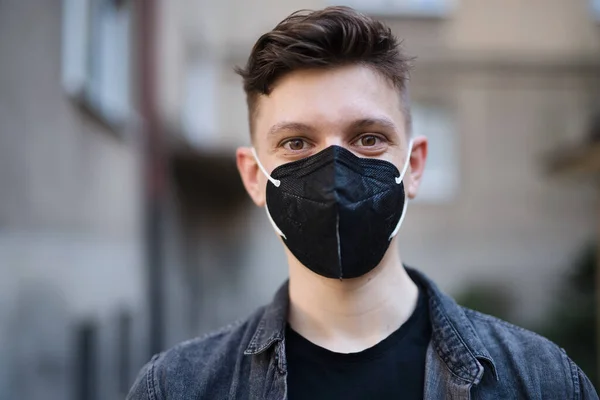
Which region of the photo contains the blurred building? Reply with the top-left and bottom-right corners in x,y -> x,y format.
0,1 -> 146,399
0,1 -> 599,400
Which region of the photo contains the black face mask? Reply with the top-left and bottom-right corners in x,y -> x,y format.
253,145 -> 411,279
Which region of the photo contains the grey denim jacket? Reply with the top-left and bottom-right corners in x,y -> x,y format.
127,268 -> 598,399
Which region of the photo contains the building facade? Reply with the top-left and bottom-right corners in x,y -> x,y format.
1,1 -> 599,399
0,1 -> 147,399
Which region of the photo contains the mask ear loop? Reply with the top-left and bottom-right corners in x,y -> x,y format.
251,148 -> 287,239
390,140 -> 414,240
251,148 -> 281,187
395,139 -> 414,184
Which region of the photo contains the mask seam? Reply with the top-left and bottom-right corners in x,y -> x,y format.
275,161 -> 399,179
273,187 -> 399,206
287,237 -> 391,275
271,148 -> 400,177
335,209 -> 342,279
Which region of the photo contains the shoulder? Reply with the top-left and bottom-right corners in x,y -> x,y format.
126,306 -> 265,400
463,307 -> 565,361
462,307 -> 595,398
156,309 -> 261,369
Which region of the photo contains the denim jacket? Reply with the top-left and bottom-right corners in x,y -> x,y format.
127,268 -> 598,399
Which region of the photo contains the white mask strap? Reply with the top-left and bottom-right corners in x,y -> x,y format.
251,148 -> 281,188
395,139 -> 414,185
389,139 -> 414,239
389,197 -> 409,239
251,148 -> 286,239
265,205 -> 287,239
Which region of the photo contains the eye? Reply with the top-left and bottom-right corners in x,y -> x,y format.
357,135 -> 381,147
283,138 -> 308,151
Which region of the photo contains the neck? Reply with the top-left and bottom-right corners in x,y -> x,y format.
287,241 -> 419,353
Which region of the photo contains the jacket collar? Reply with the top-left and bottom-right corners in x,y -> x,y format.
243,281 -> 289,356
408,268 -> 499,384
243,267 -> 498,384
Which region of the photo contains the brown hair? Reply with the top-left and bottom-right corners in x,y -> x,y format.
235,6 -> 413,135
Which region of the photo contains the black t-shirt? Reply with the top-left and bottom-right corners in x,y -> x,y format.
285,283 -> 431,400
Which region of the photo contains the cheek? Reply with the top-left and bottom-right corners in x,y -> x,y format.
380,152 -> 405,172
258,173 -> 268,192
382,154 -> 401,166
256,173 -> 269,203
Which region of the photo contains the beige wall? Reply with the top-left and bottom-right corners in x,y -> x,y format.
447,0 -> 600,56
404,66 -> 598,320
0,1 -> 146,399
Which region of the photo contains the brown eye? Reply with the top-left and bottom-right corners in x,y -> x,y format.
359,135 -> 378,147
285,139 -> 306,151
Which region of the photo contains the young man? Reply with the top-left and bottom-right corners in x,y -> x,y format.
128,7 -> 598,399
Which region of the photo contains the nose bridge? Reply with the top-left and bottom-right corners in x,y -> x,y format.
323,134 -> 344,149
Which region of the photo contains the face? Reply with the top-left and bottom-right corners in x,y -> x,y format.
237,64 -> 427,208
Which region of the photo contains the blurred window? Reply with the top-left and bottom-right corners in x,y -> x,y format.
182,60 -> 218,147
117,311 -> 132,396
62,0 -> 132,126
329,0 -> 454,16
75,321 -> 97,400
592,0 -> 600,19
411,101 -> 459,203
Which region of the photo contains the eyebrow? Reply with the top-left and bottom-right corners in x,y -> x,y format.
267,117 -> 399,136
268,122 -> 316,136
349,117 -> 398,131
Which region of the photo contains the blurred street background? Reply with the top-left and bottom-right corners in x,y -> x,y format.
1,0 -> 599,399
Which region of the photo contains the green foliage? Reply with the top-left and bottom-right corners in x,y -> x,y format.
455,282 -> 513,322
455,243 -> 598,387
537,244 -> 597,387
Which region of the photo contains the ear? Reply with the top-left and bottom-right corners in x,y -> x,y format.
236,146 -> 266,207
405,136 -> 428,200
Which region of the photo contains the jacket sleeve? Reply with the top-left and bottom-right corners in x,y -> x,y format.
577,365 -> 599,400
126,355 -> 161,400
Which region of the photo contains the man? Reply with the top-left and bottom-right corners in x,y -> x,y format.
128,6 -> 598,399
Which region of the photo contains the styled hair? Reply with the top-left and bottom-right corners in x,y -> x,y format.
235,6 -> 413,135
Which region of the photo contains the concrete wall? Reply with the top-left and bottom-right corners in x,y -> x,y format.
402,66 -> 599,322
447,0 -> 600,56
0,1 -> 146,399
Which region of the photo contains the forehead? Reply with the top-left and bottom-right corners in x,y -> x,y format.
253,65 -> 406,142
